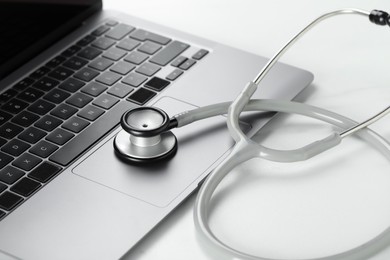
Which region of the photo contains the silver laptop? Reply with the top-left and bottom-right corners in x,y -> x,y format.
0,1 -> 313,259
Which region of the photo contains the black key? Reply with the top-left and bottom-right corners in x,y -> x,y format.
138,41 -> 162,55
0,152 -> 13,169
43,89 -> 71,104
110,61 -> 135,75
150,41 -> 190,66
35,115 -> 63,131
0,89 -> 18,103
135,62 -> 161,76
30,140 -> 58,158
92,94 -> 119,110
63,57 -> 88,71
46,55 -> 66,68
0,138 -> 6,147
77,35 -> 96,46
29,162 -> 61,183
0,183 -> 5,193
50,104 -> 78,120
61,45 -> 81,57
1,139 -> 30,156
0,166 -> 24,184
105,24 -> 135,40
11,177 -> 41,197
95,71 -> 121,86
166,69 -> 183,81
17,88 -> 44,103
30,67 -> 50,79
62,117 -> 89,133
13,78 -> 35,91
46,128 -> 74,145
78,105 -> 104,121
127,88 -> 156,105
122,72 -> 147,87
144,77 -> 170,91
88,57 -> 114,71
92,25 -> 110,36
0,123 -> 24,139
2,99 -> 28,114
106,20 -> 118,26
18,127 -> 47,144
11,111 -> 40,127
179,59 -> 196,70
48,67 -> 74,81
107,83 -> 133,98
192,49 -> 209,60
92,37 -> 116,50
59,78 -> 85,93
77,47 -> 102,60
66,93 -> 93,108
12,153 -> 42,171
0,111 -> 12,126
0,191 -> 23,210
28,99 -> 55,115
32,77 -> 59,91
171,56 -> 187,67
117,38 -> 140,51
124,51 -> 148,65
130,29 -> 171,45
49,101 -> 137,166
81,82 -> 107,97
0,210 -> 5,218
74,68 -> 100,82
103,47 -> 127,61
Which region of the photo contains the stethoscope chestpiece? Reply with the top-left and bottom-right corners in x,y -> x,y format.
114,107 -> 178,164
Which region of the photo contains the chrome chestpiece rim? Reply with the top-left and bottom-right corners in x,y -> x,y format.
114,107 -> 178,163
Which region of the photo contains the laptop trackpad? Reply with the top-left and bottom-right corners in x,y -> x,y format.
73,97 -> 251,208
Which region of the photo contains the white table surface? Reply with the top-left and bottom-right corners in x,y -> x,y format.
103,0 -> 390,259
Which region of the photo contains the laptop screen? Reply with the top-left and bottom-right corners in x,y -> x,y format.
0,0 -> 102,81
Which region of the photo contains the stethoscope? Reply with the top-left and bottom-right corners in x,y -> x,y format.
114,8 -> 390,260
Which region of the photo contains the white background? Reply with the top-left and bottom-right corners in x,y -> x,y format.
103,1 -> 390,259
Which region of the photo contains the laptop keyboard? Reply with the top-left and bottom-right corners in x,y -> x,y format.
0,19 -> 209,220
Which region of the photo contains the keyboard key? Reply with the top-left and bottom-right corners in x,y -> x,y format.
43,89 -> 71,104
1,139 -> 30,156
92,37 -> 116,50
105,24 -> 135,40
17,88 -> 44,103
95,71 -> 121,86
62,117 -> 89,133
103,47 -> 127,61
127,88 -> 156,105
0,138 -> 6,147
0,111 -> 12,126
81,82 -> 107,97
29,162 -> 61,183
50,104 -> 78,119
122,72 -> 147,87
77,47 -> 102,60
59,78 -> 85,93
130,29 -> 171,45
171,56 -> 187,67
0,183 -> 6,193
46,55 -> 66,68
109,61 -> 135,75
0,210 -> 4,218
28,99 -> 55,115
12,153 -> 42,171
78,105 -> 104,121
74,68 -> 100,82
2,99 -> 28,114
117,38 -> 140,51
135,62 -> 161,76
18,127 -> 47,144
33,77 -> 59,91
179,59 -> 196,70
0,166 -> 24,184
61,45 -> 81,57
92,94 -> 119,110
124,51 -> 148,65
30,140 -> 58,158
11,111 -> 40,127
138,41 -> 162,55
0,89 -> 18,103
13,78 -> 35,91
66,93 -> 93,108
166,68 -> 183,81
35,115 -> 63,131
107,83 -> 133,98
192,49 -> 209,60
11,178 -> 41,197
30,67 -> 50,79
46,128 -> 74,145
63,57 -> 88,70
49,101 -> 136,166
77,35 -> 96,46
0,191 -> 23,210
150,41 -> 190,66
0,123 -> 24,139
88,57 -> 114,71
92,25 -> 110,36
105,20 -> 118,27
144,77 -> 170,91
0,152 -> 13,169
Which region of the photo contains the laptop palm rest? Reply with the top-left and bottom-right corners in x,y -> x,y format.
72,96 -> 251,208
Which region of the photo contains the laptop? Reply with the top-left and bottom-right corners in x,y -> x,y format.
0,0 -> 313,259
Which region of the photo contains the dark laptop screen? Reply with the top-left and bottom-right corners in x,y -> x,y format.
0,0 -> 102,80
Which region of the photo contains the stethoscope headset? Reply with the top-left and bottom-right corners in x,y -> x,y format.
114,8 -> 390,260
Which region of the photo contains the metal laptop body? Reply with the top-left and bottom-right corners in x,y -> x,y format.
0,2 -> 313,260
